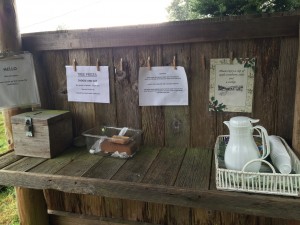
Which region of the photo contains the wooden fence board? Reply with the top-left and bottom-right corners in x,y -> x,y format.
138,46 -> 165,146
88,48 -> 117,127
163,44 -> 191,148
113,47 -> 141,129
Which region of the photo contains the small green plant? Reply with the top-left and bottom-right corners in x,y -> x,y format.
209,96 -> 226,112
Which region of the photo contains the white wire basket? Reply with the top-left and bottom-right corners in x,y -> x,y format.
215,135 -> 300,197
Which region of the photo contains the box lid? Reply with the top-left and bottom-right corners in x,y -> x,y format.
11,110 -> 71,125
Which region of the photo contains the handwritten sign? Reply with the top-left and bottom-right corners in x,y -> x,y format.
0,53 -> 40,109
138,66 -> 188,106
209,58 -> 255,112
66,66 -> 110,103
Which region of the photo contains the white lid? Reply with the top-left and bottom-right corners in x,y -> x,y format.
229,116 -> 259,127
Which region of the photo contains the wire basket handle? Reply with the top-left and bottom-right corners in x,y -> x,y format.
242,159 -> 276,173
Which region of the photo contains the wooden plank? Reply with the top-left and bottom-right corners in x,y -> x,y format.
88,48 -> 117,127
293,23 -> 300,155
166,205 -> 191,225
68,50 -> 96,136
2,169 -> 300,220
48,210 -> 159,225
142,147 -> 186,186
16,187 -> 49,225
55,150 -> 103,176
41,51 -> 70,110
138,46 -> 165,146
83,156 -> 126,179
28,147 -> 86,174
0,151 -> 22,169
162,44 -> 191,148
113,47 -> 141,129
112,146 -> 161,182
251,38 -> 281,135
3,157 -> 46,171
174,148 -> 212,189
22,15 -> 300,51
277,38 -> 298,142
190,42 -> 217,148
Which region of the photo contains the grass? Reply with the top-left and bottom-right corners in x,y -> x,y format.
0,187 -> 19,225
0,112 -> 8,154
0,112 -> 19,225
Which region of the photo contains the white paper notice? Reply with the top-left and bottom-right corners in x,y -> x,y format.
138,66 -> 188,106
0,53 -> 40,109
66,66 -> 110,103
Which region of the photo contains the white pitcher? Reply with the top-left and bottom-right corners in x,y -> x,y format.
224,116 -> 270,172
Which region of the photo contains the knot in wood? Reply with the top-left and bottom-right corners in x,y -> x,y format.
171,118 -> 182,134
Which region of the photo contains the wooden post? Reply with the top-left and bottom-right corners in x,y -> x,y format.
293,22 -> 300,155
16,188 -> 49,225
0,1 -> 49,224
0,0 -> 24,150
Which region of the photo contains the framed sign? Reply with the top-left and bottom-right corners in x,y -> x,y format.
209,58 -> 255,112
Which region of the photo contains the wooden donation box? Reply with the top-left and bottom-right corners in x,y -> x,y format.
11,110 -> 73,158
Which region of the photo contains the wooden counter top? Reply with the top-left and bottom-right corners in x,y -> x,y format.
0,146 -> 300,220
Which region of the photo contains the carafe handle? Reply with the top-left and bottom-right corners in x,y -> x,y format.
253,125 -> 270,159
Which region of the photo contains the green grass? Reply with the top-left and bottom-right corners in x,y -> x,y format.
0,112 -> 19,224
0,187 -> 19,225
0,112 -> 8,154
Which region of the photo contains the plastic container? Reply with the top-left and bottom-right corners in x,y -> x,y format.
269,135 -> 292,174
82,126 -> 142,158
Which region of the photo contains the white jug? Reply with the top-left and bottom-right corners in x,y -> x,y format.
224,116 -> 270,172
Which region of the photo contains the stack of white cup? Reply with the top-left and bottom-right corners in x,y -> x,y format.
269,135 -> 292,174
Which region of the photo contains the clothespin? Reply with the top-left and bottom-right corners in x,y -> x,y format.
173,55 -> 177,70
96,58 -> 100,71
120,58 -> 123,72
73,59 -> 77,71
147,56 -> 151,70
229,51 -> 234,64
201,55 -> 206,70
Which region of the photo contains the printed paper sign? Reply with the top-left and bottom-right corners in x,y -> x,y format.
66,66 -> 110,103
138,66 -> 188,106
0,53 -> 40,109
209,58 -> 255,112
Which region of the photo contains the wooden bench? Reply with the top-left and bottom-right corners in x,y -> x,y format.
1,146 -> 300,224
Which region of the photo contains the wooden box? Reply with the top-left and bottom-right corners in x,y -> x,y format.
11,110 -> 73,158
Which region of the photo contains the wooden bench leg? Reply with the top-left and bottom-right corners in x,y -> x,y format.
15,187 -> 49,225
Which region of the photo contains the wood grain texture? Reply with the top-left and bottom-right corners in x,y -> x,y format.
138,46 -> 165,146
174,148 -> 212,189
277,38 -> 298,143
0,0 -> 21,51
293,24 -> 300,155
113,47 -> 141,129
142,147 -> 186,186
68,50 -> 96,136
162,44 -> 191,148
21,15 -> 300,51
88,48 -> 117,127
0,151 -> 22,169
16,187 -> 49,225
112,146 -> 161,182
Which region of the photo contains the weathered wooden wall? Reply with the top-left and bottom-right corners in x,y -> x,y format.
21,13 -> 300,225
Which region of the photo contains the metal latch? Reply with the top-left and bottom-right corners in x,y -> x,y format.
25,117 -> 33,137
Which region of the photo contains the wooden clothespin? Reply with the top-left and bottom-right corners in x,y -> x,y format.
120,58 -> 123,72
147,56 -> 151,70
96,58 -> 100,71
173,55 -> 177,70
229,51 -> 234,64
73,59 -> 77,71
